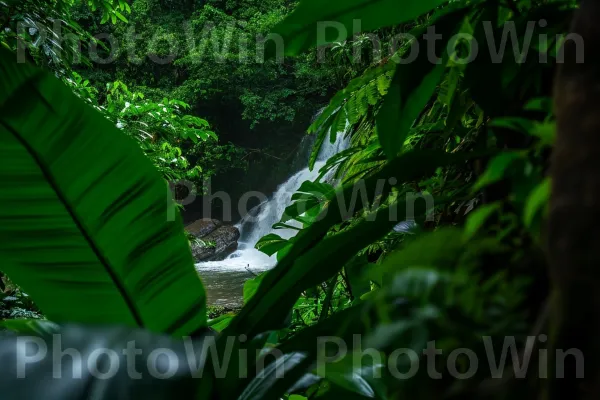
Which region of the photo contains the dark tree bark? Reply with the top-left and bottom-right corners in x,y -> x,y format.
549,0 -> 600,398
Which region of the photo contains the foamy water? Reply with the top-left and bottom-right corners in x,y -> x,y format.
196,126 -> 350,306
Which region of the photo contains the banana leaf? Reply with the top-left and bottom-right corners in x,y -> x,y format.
0,49 -> 207,336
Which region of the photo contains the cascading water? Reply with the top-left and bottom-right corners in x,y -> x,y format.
196,126 -> 350,306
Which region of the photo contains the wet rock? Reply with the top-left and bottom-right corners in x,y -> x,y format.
209,242 -> 239,261
185,218 -> 221,238
191,225 -> 241,262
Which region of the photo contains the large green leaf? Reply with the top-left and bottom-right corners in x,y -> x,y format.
376,7 -> 469,160
243,272 -> 268,304
0,50 -> 207,336
264,0 -> 450,57
255,233 -> 290,256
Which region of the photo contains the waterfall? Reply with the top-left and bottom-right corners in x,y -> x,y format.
196,128 -> 350,272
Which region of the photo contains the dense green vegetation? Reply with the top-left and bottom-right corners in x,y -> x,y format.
0,0 -> 592,398
67,0 -> 358,206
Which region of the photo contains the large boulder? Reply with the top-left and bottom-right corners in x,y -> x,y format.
185,218 -> 221,238
191,225 -> 241,262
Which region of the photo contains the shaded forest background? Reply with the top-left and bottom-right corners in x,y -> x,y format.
70,0 -> 362,221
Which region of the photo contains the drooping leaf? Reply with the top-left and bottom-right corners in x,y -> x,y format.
255,234 -> 290,256
114,10 -> 128,23
276,240 -> 295,262
264,0 -> 451,58
0,49 -> 207,336
243,273 -> 267,304
376,8 -> 469,160
208,313 -> 235,332
272,222 -> 302,231
100,11 -> 110,24
0,319 -> 60,336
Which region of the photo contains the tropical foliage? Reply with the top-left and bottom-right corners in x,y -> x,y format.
0,0 -> 589,399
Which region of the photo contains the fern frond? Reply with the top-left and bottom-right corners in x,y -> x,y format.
366,81 -> 380,106
309,62 -> 395,138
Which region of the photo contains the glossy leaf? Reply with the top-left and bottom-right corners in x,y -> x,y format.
255,234 -> 290,256
0,49 -> 207,336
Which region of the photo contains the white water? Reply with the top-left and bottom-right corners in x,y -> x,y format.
196,131 -> 350,275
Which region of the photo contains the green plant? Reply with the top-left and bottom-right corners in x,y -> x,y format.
1,0 -> 130,71
0,0 -> 583,399
0,48 -> 207,335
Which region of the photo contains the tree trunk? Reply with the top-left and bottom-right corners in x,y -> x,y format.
549,0 -> 600,398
